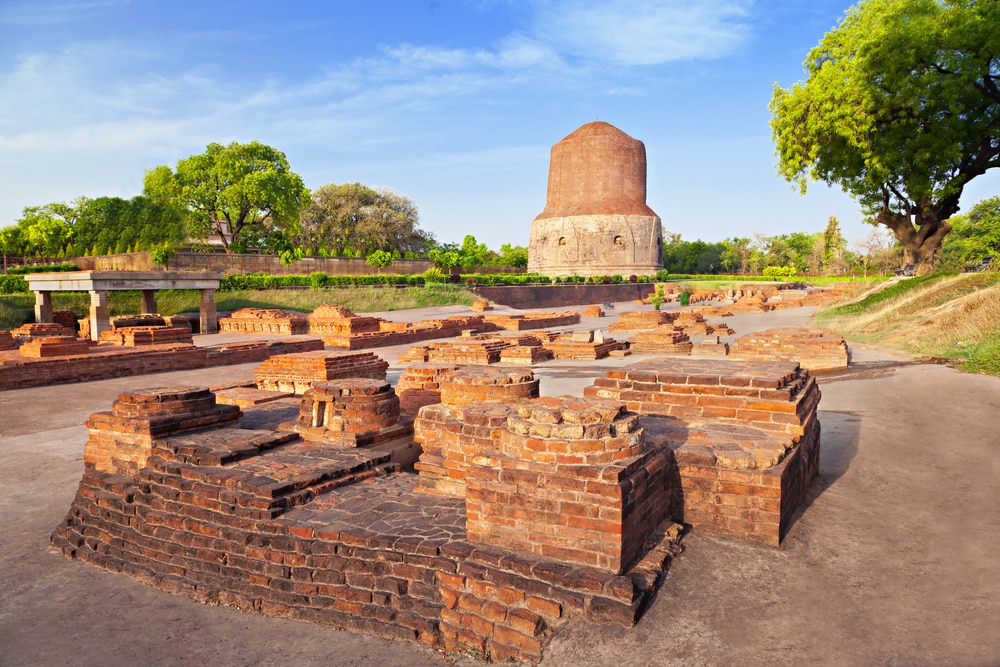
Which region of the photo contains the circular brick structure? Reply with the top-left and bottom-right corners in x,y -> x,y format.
439,367 -> 539,407
502,396 -> 644,465
111,387 -> 218,418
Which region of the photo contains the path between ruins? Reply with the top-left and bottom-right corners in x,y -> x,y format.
1,303 -> 998,666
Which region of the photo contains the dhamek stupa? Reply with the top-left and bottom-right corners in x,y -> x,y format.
527,121 -> 663,277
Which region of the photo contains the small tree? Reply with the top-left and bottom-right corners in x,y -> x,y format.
365,249 -> 393,274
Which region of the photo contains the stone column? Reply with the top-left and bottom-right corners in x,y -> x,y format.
33,291 -> 53,324
88,290 -> 110,341
140,290 -> 157,315
199,289 -> 218,334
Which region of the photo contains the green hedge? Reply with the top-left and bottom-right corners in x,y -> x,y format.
7,263 -> 80,275
0,275 -> 29,294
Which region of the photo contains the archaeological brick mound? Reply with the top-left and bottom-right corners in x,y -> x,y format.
53,354 -> 825,661
528,121 -> 664,277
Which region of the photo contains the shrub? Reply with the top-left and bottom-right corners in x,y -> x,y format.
0,275 -> 29,294
8,263 -> 80,275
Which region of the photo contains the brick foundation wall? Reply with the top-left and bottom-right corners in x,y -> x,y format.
219,309 -> 310,335
0,339 -> 323,392
473,284 -> 655,309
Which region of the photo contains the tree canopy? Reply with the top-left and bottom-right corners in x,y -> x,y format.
144,141 -> 308,253
939,195 -> 1000,269
770,0 -> 1000,275
296,182 -> 431,257
3,196 -> 185,258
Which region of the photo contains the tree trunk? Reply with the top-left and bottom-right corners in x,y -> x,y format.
876,210 -> 952,276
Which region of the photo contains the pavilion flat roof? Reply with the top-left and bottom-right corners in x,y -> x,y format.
25,271 -> 223,292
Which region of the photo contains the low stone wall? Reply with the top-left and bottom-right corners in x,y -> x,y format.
474,284 -> 655,309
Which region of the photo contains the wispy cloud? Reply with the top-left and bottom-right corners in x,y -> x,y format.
533,0 -> 754,65
0,0 -> 129,26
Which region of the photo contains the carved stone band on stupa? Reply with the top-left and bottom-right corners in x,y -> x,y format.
527,121 -> 664,277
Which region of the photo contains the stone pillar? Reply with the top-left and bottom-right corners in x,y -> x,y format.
33,291 -> 53,324
199,289 -> 218,335
88,290 -> 110,341
141,290 -> 157,315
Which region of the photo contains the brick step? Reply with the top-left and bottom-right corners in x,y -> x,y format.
153,428 -> 299,466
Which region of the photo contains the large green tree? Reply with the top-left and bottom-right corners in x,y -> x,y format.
297,182 -> 431,257
770,0 -> 1000,275
144,141 -> 308,253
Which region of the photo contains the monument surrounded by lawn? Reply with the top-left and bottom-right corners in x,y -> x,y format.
527,121 -> 664,277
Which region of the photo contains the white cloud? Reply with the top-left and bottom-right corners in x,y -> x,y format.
533,0 -> 753,65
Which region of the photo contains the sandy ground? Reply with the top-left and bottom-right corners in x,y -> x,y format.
1,301 -> 999,666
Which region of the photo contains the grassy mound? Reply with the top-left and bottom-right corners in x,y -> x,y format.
816,273 -> 1000,375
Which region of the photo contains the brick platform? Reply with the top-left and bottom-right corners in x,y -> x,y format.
17,336 -> 92,357
628,329 -> 693,355
396,364 -> 459,416
691,337 -> 731,358
99,326 -> 195,346
466,396 -> 672,573
253,351 -> 389,394
643,415 -> 820,545
728,327 -> 850,370
399,338 -> 512,366
499,343 -> 553,365
83,387 -> 241,475
584,358 -> 821,544
543,331 -> 623,360
322,315 -> 498,350
607,310 -> 673,332
219,308 -> 310,335
307,305 -> 382,335
585,358 -> 820,439
0,330 -> 15,350
10,322 -> 76,344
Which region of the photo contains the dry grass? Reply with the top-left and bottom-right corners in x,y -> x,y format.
816,273 -> 1000,374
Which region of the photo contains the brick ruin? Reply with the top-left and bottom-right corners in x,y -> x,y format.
584,358 -> 821,544
728,327 -> 850,370
253,350 -> 390,394
219,308 -> 311,335
0,337 -> 324,392
53,344 -> 824,660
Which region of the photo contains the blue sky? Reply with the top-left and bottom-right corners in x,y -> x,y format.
2,0 -> 998,251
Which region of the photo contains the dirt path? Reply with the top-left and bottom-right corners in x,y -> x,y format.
2,306 -> 999,666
